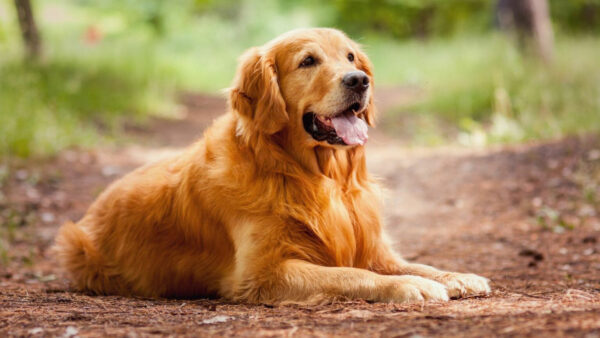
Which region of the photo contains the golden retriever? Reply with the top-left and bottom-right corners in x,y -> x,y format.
54,28 -> 490,304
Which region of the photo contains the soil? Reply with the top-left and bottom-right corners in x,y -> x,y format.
1,90 -> 599,337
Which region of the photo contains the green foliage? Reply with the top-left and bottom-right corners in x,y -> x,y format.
74,0 -> 189,35
378,35 -> 600,145
550,0 -> 600,34
329,0 -> 600,38
0,19 -> 179,158
0,52 -> 174,158
330,0 -> 494,39
0,0 -> 317,158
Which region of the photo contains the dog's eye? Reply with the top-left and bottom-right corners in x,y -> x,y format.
299,56 -> 315,68
347,53 -> 355,62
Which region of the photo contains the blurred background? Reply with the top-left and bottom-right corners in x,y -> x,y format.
1,3 -> 600,332
0,0 -> 599,157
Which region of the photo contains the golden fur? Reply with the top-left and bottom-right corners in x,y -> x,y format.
54,28 -> 490,304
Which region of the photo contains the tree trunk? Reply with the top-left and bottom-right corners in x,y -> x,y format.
496,0 -> 554,62
14,0 -> 41,60
528,0 -> 554,63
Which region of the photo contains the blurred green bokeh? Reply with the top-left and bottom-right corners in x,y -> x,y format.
0,0 -> 599,158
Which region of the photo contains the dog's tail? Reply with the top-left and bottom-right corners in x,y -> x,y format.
53,221 -> 123,295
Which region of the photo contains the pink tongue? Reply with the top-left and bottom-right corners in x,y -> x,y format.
330,114 -> 369,145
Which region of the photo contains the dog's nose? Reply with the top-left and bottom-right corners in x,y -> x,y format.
342,71 -> 369,93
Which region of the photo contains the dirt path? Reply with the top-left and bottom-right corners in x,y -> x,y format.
1,91 -> 599,337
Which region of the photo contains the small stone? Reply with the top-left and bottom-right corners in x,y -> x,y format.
201,315 -> 232,324
41,212 -> 55,223
578,205 -> 596,217
28,328 -> 43,335
63,326 -> 78,338
38,274 -> 56,282
583,248 -> 595,256
101,166 -> 121,177
587,149 -> 600,161
15,169 -> 28,180
26,187 -> 40,200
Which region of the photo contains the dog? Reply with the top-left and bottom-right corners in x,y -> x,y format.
54,28 -> 490,304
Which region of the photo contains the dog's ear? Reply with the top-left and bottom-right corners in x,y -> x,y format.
353,46 -> 377,127
230,47 -> 288,134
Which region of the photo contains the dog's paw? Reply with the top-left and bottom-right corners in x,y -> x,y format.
388,275 -> 449,303
438,272 -> 491,298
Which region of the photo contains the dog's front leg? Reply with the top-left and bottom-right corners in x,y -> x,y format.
229,259 -> 449,305
371,243 -> 491,298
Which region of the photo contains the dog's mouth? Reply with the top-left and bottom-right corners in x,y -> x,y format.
303,102 -> 368,146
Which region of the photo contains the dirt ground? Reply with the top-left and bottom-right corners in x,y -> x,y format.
1,90 -> 599,337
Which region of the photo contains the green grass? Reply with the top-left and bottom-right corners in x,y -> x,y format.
367,34 -> 600,145
0,0 -> 312,158
0,1 -> 182,158
0,47 -> 178,158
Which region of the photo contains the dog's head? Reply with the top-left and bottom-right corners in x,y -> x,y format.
230,28 -> 375,149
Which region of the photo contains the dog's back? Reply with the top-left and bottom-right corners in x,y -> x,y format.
54,141 -> 236,298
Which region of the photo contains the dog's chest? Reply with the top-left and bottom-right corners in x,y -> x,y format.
312,186 -> 381,267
